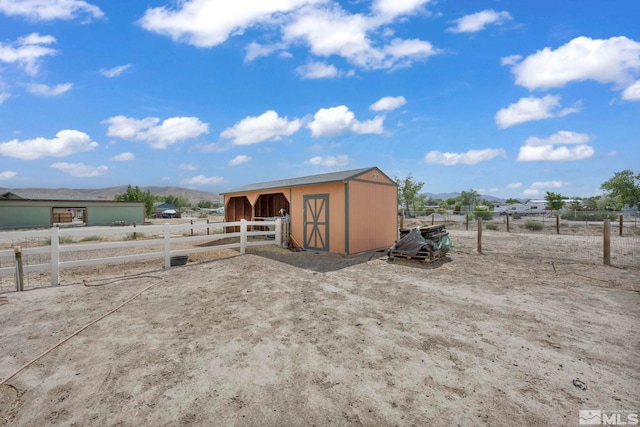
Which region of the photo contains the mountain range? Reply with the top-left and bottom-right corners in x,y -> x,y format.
1,186 -> 509,204
0,186 -> 222,205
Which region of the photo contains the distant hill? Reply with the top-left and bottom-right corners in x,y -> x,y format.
0,186 -> 222,205
425,192 -> 511,203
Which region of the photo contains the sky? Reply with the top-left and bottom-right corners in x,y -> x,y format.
0,0 -> 639,199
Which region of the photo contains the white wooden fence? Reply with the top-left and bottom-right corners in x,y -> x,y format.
0,218 -> 282,288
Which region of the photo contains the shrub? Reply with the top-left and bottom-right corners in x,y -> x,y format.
524,221 -> 543,231
80,235 -> 102,242
561,212 -> 619,221
513,213 -> 522,220
486,223 -> 499,231
475,210 -> 494,220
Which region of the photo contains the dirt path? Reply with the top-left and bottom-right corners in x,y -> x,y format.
1,231 -> 638,426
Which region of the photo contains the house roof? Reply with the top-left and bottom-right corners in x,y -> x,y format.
221,167 -> 394,195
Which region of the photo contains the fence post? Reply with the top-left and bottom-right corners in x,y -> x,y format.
556,215 -> 560,234
240,219 -> 247,255
431,213 -> 434,225
466,214 -> 469,231
207,219 -> 210,236
14,246 -> 24,291
477,218 -> 483,254
191,219 -> 194,236
619,215 -> 623,237
50,227 -> 60,286
133,222 -> 137,240
506,214 -> 510,232
164,223 -> 171,268
275,218 -> 282,246
603,219 -> 611,266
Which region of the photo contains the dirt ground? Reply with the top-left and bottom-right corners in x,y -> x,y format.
0,230 -> 638,426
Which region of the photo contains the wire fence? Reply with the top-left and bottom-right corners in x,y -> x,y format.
402,212 -> 639,269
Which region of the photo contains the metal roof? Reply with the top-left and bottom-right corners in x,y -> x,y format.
221,167 -> 393,194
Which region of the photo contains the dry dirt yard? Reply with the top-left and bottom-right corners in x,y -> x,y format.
0,230 -> 638,426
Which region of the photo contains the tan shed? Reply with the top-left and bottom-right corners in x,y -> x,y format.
221,167 -> 398,255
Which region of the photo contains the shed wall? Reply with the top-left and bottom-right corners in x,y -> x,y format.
347,180 -> 398,254
290,183 -> 346,254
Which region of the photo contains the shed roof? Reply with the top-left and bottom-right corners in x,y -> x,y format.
222,167 -> 394,195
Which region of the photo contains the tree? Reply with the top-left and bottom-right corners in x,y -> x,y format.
160,195 -> 190,208
600,170 -> 640,209
545,191 -> 565,211
396,174 -> 424,214
459,189 -> 481,209
567,199 -> 583,211
115,185 -> 155,218
505,198 -> 520,204
197,200 -> 214,209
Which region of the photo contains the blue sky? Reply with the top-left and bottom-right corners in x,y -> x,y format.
0,0 -> 638,198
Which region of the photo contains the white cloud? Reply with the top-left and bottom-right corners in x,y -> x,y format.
531,180 -> 564,189
139,0 -> 318,48
523,189 -> 540,197
523,130 -> 591,147
424,148 -> 506,165
0,33 -> 57,75
0,171 -> 17,180
448,10 -> 512,33
369,96 -> 407,111
181,175 -> 225,186
500,55 -> 521,66
372,0 -> 431,18
622,80 -> 640,101
103,115 -> 209,149
308,105 -> 384,137
0,129 -> 98,159
296,61 -> 340,79
495,95 -> 579,128
26,82 -> 72,96
51,162 -> 108,177
179,163 -> 197,171
228,155 -> 251,166
517,144 -> 594,162
506,182 -> 522,189
110,152 -> 135,161
517,130 -> 595,162
100,64 -> 131,78
508,36 -> 640,91
0,92 -> 10,104
140,0 -> 440,71
304,155 -> 349,166
0,0 -> 103,21
220,110 -> 301,145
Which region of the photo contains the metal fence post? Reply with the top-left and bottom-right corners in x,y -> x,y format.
477,218 -> 483,253
164,223 -> 171,268
619,215 -> 623,237
240,219 -> 247,255
603,219 -> 611,266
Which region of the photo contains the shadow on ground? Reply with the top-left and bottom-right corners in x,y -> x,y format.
246,245 -> 390,273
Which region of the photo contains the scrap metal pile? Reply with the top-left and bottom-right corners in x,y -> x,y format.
388,224 -> 452,263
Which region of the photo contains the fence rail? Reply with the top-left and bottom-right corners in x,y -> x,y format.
0,218 -> 282,290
